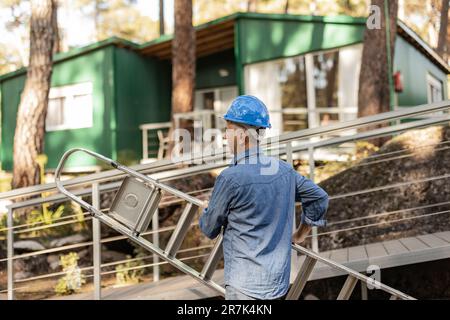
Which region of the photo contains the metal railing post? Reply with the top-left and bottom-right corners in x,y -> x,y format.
7,207 -> 14,300
152,209 -> 160,282
92,182 -> 101,300
142,128 -> 148,160
308,146 -> 319,253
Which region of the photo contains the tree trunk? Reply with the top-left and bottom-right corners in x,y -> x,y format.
172,0 -> 195,116
159,0 -> 165,36
284,0 -> 289,14
247,0 -> 257,12
12,0 -> 56,189
53,0 -> 61,54
358,0 -> 398,119
169,0 -> 195,155
437,0 -> 449,59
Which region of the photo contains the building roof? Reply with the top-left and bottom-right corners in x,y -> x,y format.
397,20 -> 450,74
0,12 -> 448,82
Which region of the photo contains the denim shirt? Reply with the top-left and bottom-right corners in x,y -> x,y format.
199,147 -> 329,300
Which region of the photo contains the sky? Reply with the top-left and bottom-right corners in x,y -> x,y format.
0,0 -> 175,53
61,0 -> 175,47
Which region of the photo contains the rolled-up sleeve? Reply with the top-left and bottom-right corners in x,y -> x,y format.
294,172 -> 329,227
199,175 -> 237,239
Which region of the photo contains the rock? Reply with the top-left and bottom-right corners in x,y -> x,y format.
101,250 -> 127,263
13,255 -> 48,277
13,240 -> 46,252
319,125 -> 450,251
78,249 -> 89,259
14,271 -> 33,281
49,234 -> 88,248
47,254 -> 60,270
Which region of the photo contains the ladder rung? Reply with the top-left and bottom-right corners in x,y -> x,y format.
286,256 -> 316,300
200,234 -> 223,280
337,275 -> 358,300
135,188 -> 162,234
164,203 -> 199,257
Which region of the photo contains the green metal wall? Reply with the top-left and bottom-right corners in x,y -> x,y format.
0,47 -> 115,170
196,49 -> 236,89
236,15 -> 448,105
114,47 -> 171,165
237,15 -> 366,65
394,36 -> 448,105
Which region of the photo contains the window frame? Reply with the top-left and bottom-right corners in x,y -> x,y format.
426,73 -> 444,104
46,82 -> 94,132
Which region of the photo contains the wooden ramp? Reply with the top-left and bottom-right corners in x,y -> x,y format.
49,231 -> 450,300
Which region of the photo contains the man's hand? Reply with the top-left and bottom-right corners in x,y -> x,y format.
202,200 -> 209,208
292,224 -> 312,244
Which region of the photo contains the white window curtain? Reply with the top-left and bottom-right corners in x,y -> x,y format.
338,44 -> 362,122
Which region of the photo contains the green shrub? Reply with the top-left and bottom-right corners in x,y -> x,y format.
115,254 -> 145,286
54,252 -> 85,295
25,202 -> 86,237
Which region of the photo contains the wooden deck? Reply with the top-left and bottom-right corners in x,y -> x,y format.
49,231 -> 450,300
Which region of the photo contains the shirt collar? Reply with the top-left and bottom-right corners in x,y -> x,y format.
232,146 -> 262,166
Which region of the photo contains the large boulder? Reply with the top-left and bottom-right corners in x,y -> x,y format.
49,234 -> 88,248
13,240 -> 46,252
318,125 -> 450,251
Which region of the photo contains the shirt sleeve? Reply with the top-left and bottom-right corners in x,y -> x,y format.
294,171 -> 329,227
199,174 -> 237,239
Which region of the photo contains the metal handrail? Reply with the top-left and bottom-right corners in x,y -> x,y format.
2,100 -> 449,201
290,244 -> 416,300
3,101 -> 449,300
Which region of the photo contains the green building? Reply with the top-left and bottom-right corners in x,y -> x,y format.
0,12 -> 448,170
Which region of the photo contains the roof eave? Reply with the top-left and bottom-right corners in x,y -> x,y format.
397,20 -> 450,74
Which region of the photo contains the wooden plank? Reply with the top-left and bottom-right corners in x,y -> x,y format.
365,243 -> 388,259
348,245 -> 367,261
382,240 -> 409,255
417,234 -> 449,248
329,248 -> 348,263
434,231 -> 450,243
399,237 -> 429,251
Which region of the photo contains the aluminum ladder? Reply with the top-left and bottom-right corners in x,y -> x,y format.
55,148 -> 415,300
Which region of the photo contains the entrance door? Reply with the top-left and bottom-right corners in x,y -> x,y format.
195,86 -> 238,131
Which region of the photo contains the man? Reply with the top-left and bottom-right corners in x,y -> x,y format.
199,95 -> 329,300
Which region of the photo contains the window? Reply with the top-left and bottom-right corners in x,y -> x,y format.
46,82 -> 93,131
194,86 -> 238,131
244,44 -> 362,134
427,73 -> 444,104
278,56 -> 308,132
313,51 -> 340,126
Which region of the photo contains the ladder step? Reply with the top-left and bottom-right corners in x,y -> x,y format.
337,275 -> 358,300
286,256 -> 316,300
200,234 -> 223,280
165,203 -> 199,257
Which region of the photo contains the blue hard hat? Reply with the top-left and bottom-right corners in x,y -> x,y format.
223,95 -> 271,129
